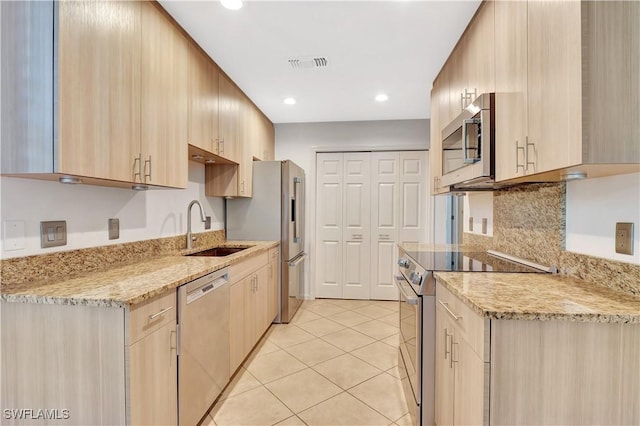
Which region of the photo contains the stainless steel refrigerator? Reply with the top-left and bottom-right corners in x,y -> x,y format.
226,160 -> 306,323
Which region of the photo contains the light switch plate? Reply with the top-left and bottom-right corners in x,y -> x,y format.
108,218 -> 120,240
41,220 -> 67,248
615,222 -> 634,255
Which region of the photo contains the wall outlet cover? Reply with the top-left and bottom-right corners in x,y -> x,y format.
108,218 -> 120,240
615,222 -> 634,255
41,221 -> 67,248
482,218 -> 488,235
3,220 -> 26,251
205,216 -> 211,230
469,217 -> 474,232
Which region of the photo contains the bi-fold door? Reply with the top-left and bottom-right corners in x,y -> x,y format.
315,151 -> 429,300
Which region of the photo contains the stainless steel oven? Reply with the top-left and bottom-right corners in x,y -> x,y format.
441,93 -> 494,189
395,250 -> 435,426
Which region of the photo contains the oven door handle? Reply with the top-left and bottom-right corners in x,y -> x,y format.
394,275 -> 419,305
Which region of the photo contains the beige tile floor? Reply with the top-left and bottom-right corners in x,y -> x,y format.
203,299 -> 411,426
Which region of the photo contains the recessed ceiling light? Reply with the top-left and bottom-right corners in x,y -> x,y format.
220,0 -> 243,10
375,93 -> 389,102
283,97 -> 296,105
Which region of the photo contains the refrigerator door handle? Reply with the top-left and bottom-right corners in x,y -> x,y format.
293,177 -> 302,243
288,252 -> 307,267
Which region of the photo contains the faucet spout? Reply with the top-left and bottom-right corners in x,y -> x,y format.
187,200 -> 207,250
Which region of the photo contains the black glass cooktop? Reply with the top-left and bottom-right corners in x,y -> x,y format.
404,250 -> 543,273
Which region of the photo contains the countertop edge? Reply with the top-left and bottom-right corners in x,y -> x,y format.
434,271 -> 640,325
1,240 -> 280,308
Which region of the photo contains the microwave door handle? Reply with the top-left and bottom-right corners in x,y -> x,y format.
462,118 -> 472,164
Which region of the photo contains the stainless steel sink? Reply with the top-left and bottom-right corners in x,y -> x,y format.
186,246 -> 252,257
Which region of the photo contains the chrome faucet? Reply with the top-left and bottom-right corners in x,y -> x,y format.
186,200 -> 207,250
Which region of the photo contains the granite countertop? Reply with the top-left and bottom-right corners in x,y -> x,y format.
434,271 -> 640,324
1,240 -> 279,308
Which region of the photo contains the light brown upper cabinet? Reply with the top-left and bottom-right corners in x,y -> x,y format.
57,0 -> 142,184
430,76 -> 450,195
495,0 -> 640,183
218,73 -> 242,163
446,1 -> 495,120
1,0 -> 189,189
140,1 -> 188,189
187,42 -> 220,156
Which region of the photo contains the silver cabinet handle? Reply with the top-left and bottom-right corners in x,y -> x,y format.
525,137 -> 536,172
444,328 -> 451,360
379,234 -> 390,239
516,140 -> 525,173
149,306 -> 173,320
133,154 -> 142,182
144,155 -> 152,182
438,300 -> 462,321
451,341 -> 459,368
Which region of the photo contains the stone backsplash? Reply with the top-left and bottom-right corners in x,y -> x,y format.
0,230 -> 225,286
463,182 -> 640,296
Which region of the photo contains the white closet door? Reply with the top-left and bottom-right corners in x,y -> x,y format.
342,153 -> 371,300
315,153 -> 344,299
399,151 -> 429,245
370,152 -> 400,301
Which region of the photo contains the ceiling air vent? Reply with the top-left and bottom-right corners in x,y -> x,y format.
288,56 -> 328,69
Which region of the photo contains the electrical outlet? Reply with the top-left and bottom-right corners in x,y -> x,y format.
469,217 -> 474,232
108,218 -> 120,240
615,222 -> 634,255
482,218 -> 488,235
3,220 -> 26,251
204,216 -> 211,230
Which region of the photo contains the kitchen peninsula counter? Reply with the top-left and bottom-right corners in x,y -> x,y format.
1,240 -> 279,308
435,271 -> 640,324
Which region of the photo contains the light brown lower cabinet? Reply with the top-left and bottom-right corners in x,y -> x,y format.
0,290 -> 178,426
435,283 -> 640,426
229,250 -> 278,372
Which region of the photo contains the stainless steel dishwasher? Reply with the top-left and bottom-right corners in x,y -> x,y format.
178,267 -> 230,426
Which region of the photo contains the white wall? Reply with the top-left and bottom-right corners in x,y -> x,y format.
1,162 -> 225,259
275,119 -> 431,297
566,172 -> 640,264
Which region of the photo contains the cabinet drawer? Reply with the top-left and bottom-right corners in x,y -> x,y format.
436,283 -> 489,361
129,290 -> 176,344
230,252 -> 268,283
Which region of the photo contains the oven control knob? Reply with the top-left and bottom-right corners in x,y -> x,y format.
409,271 -> 422,285
398,258 -> 410,268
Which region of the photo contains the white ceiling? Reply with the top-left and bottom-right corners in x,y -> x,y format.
158,0 -> 481,124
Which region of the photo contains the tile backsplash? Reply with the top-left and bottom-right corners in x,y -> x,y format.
464,182 -> 640,296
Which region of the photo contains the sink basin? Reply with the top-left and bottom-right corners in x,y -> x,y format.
187,246 -> 252,257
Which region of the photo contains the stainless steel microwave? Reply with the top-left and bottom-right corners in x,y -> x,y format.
440,93 -> 494,189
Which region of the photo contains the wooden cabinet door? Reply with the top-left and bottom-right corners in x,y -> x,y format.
494,0 -> 528,182
453,336 -> 485,426
527,0 -> 582,175
237,94 -> 252,197
129,321 -> 178,426
140,1 -> 188,189
447,47 -> 465,119
254,266 -> 271,339
435,304 -> 455,426
229,280 -> 246,372
463,1 -> 495,98
58,0 -> 141,183
188,42 -> 219,155
218,73 -> 240,162
267,249 -> 279,322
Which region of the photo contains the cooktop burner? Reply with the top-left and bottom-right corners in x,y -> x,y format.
404,250 -> 544,273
